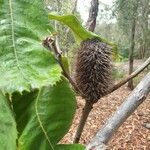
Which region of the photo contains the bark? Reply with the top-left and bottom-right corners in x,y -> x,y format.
72,0 -> 78,14
87,72 -> 150,150
86,0 -> 99,32
128,18 -> 136,90
128,1 -> 139,89
141,0 -> 149,58
109,57 -> 150,93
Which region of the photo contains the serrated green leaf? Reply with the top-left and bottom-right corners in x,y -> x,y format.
55,144 -> 85,150
0,91 -> 17,150
0,0 -> 61,94
12,79 -> 76,150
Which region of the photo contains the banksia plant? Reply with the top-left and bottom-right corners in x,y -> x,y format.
75,38 -> 112,104
48,14 -> 116,143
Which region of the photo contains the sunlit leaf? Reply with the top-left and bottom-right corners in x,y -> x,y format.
0,0 -> 61,94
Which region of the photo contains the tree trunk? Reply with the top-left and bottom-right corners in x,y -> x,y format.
86,0 -> 99,32
72,0 -> 78,13
128,17 -> 136,90
87,72 -> 150,150
141,0 -> 149,58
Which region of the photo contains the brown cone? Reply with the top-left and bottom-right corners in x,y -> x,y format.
75,38 -> 112,103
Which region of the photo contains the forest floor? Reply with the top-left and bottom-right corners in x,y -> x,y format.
61,59 -> 150,149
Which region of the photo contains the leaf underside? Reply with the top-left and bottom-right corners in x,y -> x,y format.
0,0 -> 61,94
0,91 -> 17,150
12,79 -> 76,150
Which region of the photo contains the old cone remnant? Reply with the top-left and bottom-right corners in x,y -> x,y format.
75,38 -> 112,103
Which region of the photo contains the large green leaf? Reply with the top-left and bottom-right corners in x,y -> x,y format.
12,79 -> 76,150
49,14 -> 109,44
0,91 -> 17,150
55,144 -> 85,150
48,14 -> 120,60
0,0 -> 61,94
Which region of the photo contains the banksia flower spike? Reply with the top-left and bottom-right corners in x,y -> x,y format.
75,38 -> 112,104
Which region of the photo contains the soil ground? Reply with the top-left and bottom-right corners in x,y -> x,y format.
61,59 -> 150,149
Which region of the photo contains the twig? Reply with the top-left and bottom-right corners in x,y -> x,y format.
73,101 -> 93,143
109,57 -> 150,93
53,40 -> 80,92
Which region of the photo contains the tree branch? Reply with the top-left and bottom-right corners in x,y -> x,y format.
73,101 -> 93,143
109,57 -> 150,93
86,72 -> 150,150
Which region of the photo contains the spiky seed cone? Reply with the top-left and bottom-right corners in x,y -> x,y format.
75,38 -> 112,103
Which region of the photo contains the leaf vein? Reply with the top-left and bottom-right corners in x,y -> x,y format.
9,0 -> 27,81
35,89 -> 54,150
